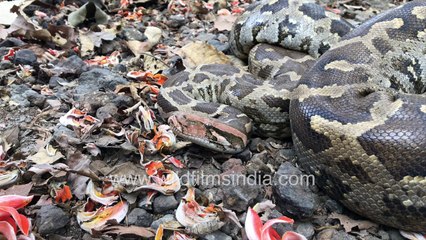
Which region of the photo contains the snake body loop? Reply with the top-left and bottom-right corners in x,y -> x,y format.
158,0 -> 426,231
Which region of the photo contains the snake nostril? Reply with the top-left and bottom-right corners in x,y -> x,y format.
358,88 -> 375,97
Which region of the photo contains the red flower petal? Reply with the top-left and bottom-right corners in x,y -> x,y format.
0,221 -> 17,240
0,206 -> 31,236
261,216 -> 294,240
0,196 -> 33,209
245,207 -> 262,240
281,231 -> 307,240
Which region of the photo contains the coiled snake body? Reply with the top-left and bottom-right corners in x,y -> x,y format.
158,0 -> 426,231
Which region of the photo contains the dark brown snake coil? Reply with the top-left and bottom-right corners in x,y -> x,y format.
158,0 -> 426,231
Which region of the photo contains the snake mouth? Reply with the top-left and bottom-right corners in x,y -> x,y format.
167,112 -> 248,154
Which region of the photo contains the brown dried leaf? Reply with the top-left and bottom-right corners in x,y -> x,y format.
329,212 -> 378,232
180,42 -> 230,69
102,225 -> 155,238
0,182 -> 33,196
0,0 -> 25,25
67,152 -> 91,199
214,14 -> 237,31
126,40 -> 152,56
28,145 -> 64,164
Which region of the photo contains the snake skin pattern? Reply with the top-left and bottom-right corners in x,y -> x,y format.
158,0 -> 426,231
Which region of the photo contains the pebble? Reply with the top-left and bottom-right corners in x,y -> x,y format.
75,68 -> 127,96
168,14 -> 187,28
295,222 -> 315,240
127,208 -> 153,227
221,174 -> 260,212
56,55 -> 87,76
49,76 -> 67,88
325,199 -> 343,214
221,158 -> 245,175
0,37 -> 25,47
246,157 -> 272,176
111,95 -> 134,109
267,209 -> 294,236
122,27 -> 146,41
96,103 -> 118,120
101,40 -> 123,55
203,187 -> 224,204
13,49 -> 37,66
0,60 -> 14,70
200,231 -> 232,240
35,205 -> 70,235
151,214 -> 176,229
316,229 -> 357,240
387,229 -> 405,240
10,84 -> 31,107
153,194 -> 179,213
273,162 -> 319,218
24,89 -> 46,108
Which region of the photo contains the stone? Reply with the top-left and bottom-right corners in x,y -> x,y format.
246,157 -> 272,176
222,158 -> 245,175
153,194 -> 179,213
74,68 -> 127,96
122,27 -> 146,41
49,76 -> 67,88
387,229 -> 405,240
221,174 -> 260,212
267,209 -> 293,236
96,103 -> 118,120
200,231 -> 232,240
168,14 -> 187,28
151,214 -> 176,229
316,229 -> 357,240
24,89 -> 46,108
0,60 -> 14,70
203,188 -> 224,204
35,205 -> 70,235
127,208 -> 153,227
234,148 -> 252,162
56,55 -> 87,76
295,222 -> 315,240
325,199 -> 343,213
14,49 -> 37,66
10,84 -> 31,107
0,38 -> 25,47
111,95 -> 134,108
273,162 -> 319,218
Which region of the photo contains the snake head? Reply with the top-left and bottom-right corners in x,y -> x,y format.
168,112 -> 250,154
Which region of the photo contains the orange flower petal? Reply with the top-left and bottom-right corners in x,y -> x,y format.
154,224 -> 163,240
54,185 -> 72,203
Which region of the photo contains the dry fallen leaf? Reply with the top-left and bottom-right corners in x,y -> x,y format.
213,14 -> 237,31
28,145 -> 64,164
102,225 -> 155,238
0,183 -> 33,197
126,40 -> 152,57
0,0 -> 25,25
329,212 -> 378,232
179,42 -> 231,69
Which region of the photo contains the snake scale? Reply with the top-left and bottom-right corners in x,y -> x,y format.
158,0 -> 426,231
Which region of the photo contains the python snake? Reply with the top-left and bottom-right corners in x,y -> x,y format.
158,0 -> 426,231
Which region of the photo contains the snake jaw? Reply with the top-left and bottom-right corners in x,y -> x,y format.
167,112 -> 248,154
